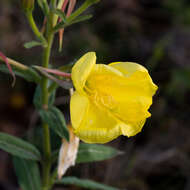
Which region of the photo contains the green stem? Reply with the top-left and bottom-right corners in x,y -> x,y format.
40,5 -> 56,187
26,11 -> 47,46
52,0 -> 65,26
41,32 -> 54,190
40,1 -> 57,186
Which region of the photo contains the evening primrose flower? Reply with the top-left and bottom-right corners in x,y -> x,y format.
70,52 -> 158,144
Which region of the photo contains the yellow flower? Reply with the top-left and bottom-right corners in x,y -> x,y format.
70,52 -> 158,144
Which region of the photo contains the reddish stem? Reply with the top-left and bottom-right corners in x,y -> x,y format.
66,0 -> 76,17
62,0 -> 69,12
0,51 -> 16,86
42,68 -> 71,78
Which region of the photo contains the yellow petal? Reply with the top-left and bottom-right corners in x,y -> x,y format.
70,58 -> 158,143
86,62 -> 157,125
110,62 -> 157,119
71,52 -> 96,93
120,119 -> 146,137
70,91 -> 121,143
89,64 -> 123,77
109,61 -> 148,76
109,61 -> 158,93
70,91 -> 89,130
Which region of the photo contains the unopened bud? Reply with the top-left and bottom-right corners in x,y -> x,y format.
21,0 -> 34,12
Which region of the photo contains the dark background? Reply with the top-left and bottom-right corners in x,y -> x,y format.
1,0 -> 190,190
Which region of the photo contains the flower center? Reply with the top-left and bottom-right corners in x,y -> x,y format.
84,74 -> 117,110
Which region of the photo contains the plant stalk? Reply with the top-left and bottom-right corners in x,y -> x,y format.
26,11 -> 47,46
41,21 -> 54,190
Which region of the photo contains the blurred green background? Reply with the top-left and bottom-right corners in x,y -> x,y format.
1,0 -> 190,190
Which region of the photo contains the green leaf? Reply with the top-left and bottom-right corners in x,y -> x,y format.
37,0 -> 49,15
48,90 -> 56,107
51,143 -> 123,164
0,64 -> 41,83
27,126 -> 43,152
39,106 -> 69,141
33,66 -> 73,90
13,157 -> 41,190
37,0 -> 43,9
53,21 -> 66,32
77,143 -> 123,163
49,107 -> 69,141
51,150 -> 59,163
52,9 -> 67,22
27,125 -> 61,153
53,0 -> 99,33
33,86 -> 42,109
69,14 -> 92,25
54,14 -> 92,32
24,41 -> 43,49
67,0 -> 100,22
0,132 -> 41,160
33,85 -> 56,109
56,176 -> 119,190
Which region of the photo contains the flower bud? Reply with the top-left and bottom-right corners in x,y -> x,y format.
21,0 -> 34,12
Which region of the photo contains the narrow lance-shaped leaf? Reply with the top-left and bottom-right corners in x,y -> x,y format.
13,157 -> 41,190
54,14 -> 92,32
67,0 -> 100,22
0,56 -> 41,83
51,143 -> 123,164
53,0 -> 99,32
52,9 -> 67,22
56,176 -> 120,190
34,66 -> 73,90
0,132 -> 41,160
33,85 -> 42,109
36,66 -> 71,78
37,0 -> 49,15
39,106 -> 69,141
68,14 -> 92,25
33,85 -> 56,109
0,64 -> 41,83
76,143 -> 123,163
37,0 -> 43,9
24,41 -> 43,49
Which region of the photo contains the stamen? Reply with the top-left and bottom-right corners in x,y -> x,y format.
84,82 -> 117,111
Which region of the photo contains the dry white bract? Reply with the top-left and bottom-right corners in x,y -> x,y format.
58,127 -> 79,179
